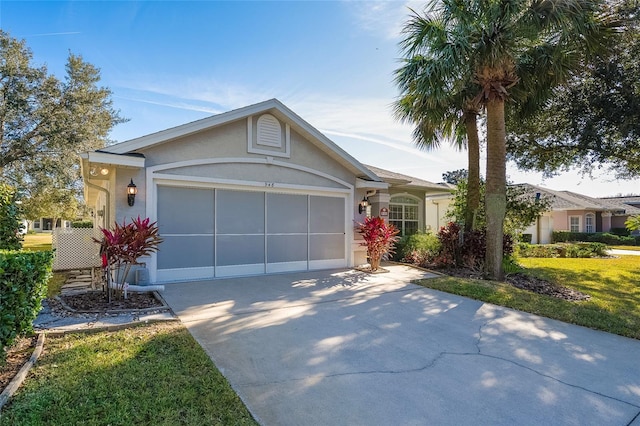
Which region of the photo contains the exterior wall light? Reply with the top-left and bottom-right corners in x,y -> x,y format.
127,179 -> 138,206
358,196 -> 369,214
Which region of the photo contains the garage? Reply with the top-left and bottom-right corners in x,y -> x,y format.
155,185 -> 347,282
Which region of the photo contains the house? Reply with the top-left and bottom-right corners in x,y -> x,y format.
80,99 -> 452,283
30,218 -> 72,233
519,184 -> 640,244
363,165 -> 453,234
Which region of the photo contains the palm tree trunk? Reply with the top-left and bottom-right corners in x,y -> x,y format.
485,98 -> 507,280
464,112 -> 480,233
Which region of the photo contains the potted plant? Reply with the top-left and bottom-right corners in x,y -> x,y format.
357,216 -> 400,272
95,216 -> 163,301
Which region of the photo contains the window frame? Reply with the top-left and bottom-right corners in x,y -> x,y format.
569,216 -> 581,233
389,194 -> 422,236
585,213 -> 595,233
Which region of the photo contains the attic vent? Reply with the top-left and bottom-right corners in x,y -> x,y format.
257,114 -> 282,147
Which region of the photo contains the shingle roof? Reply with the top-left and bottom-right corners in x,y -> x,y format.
364,165 -> 453,192
516,183 -> 640,215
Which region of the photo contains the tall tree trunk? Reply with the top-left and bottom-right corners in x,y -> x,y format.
464,112 -> 481,233
484,98 -> 507,280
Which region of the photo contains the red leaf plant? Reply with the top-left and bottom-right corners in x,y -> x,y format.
94,216 -> 163,300
357,216 -> 400,272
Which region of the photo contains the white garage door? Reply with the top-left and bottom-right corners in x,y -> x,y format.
156,186 -> 347,282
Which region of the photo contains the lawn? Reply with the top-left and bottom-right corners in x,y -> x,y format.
0,322 -> 257,425
609,245 -> 640,251
417,255 -> 640,339
22,233 -> 53,252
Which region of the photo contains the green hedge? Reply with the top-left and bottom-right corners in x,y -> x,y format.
552,231 -> 639,246
71,221 -> 94,228
0,250 -> 53,358
517,242 -> 608,258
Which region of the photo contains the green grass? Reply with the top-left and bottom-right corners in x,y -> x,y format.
418,255 -> 640,339
609,245 -> 640,251
22,234 -> 52,252
0,322 -> 257,426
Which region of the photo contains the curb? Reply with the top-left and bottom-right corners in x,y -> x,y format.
42,317 -> 181,337
0,333 -> 45,413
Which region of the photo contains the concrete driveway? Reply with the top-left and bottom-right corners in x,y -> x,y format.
162,265 -> 640,426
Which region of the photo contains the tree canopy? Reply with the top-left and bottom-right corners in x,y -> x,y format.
396,0 -> 614,279
507,0 -> 639,180
0,30 -> 125,220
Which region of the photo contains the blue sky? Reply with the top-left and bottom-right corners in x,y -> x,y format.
2,0 -> 638,197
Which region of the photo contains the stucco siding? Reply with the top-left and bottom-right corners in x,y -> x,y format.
114,168 -> 147,225
137,118 -> 356,188
140,120 -> 248,167
158,163 -> 350,190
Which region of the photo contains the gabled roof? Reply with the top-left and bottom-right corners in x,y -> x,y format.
517,183 -> 640,215
101,98 -> 382,183
364,165 -> 453,192
600,195 -> 640,206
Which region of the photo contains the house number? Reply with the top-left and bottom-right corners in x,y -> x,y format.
265,182 -> 275,187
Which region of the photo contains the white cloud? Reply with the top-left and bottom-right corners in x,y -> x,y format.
342,0 -> 423,40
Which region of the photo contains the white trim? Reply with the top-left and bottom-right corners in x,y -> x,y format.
356,178 -> 388,190
585,212 -> 596,233
147,178 -> 353,283
100,98 -> 382,182
80,151 -> 145,168
390,193 -> 423,235
569,215 -> 581,233
256,114 -> 282,147
248,116 -> 291,158
147,157 -> 354,191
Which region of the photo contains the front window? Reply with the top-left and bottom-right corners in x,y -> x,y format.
585,213 -> 595,233
570,216 -> 580,233
389,195 -> 420,236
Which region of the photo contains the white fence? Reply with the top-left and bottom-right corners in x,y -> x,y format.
52,228 -> 102,271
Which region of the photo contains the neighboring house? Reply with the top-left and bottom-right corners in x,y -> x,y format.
80,99 -> 451,283
519,184 -> 640,244
30,218 -> 72,233
598,196 -> 640,231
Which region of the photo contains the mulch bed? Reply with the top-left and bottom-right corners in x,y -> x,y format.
59,291 -> 165,312
1,336 -> 37,396
440,267 -> 591,302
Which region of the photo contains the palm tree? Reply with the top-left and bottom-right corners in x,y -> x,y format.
397,0 -> 614,279
394,40 -> 482,234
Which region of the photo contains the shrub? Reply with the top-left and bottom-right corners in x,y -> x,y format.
96,216 -> 163,300
520,233 -> 533,243
587,232 -> 627,245
517,242 -> 607,258
553,231 -> 638,246
610,227 -> 630,237
394,232 -> 441,262
517,243 -> 561,258
433,222 -> 513,270
357,217 -> 400,271
0,250 -> 53,360
0,184 -> 24,250
71,220 -> 94,228
552,231 -> 589,243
